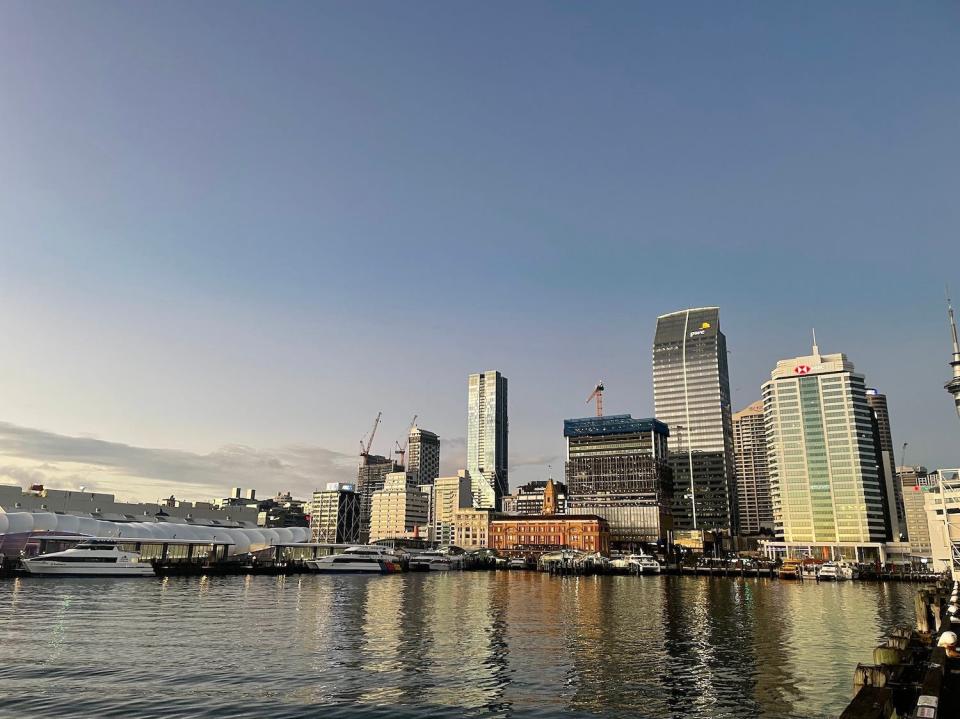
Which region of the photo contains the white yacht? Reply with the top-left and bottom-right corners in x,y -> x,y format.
23,539 -> 155,577
408,550 -> 463,571
629,554 -> 662,574
306,545 -> 405,574
818,561 -> 855,581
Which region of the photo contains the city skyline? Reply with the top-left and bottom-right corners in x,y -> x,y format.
0,3 -> 958,502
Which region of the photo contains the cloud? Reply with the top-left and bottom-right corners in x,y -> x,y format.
0,421 -> 358,502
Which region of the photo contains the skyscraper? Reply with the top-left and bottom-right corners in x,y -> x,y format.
407,427 -> 440,485
564,415 -> 672,546
732,401 -> 773,535
866,388 -> 904,540
762,341 -> 887,550
652,307 -> 737,534
467,371 -> 508,509
310,483 -> 361,544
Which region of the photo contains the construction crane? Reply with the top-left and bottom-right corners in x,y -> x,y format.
394,414 -> 418,467
359,411 -> 382,458
586,382 -> 605,417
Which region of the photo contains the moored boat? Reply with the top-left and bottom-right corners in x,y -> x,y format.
408,550 -> 463,571
22,539 -> 155,577
306,545 -> 405,574
778,559 -> 802,579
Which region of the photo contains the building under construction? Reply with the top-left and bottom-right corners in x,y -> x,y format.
357,454 -> 401,542
564,415 -> 673,548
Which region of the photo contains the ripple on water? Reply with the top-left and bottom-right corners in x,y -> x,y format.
0,573 -> 917,719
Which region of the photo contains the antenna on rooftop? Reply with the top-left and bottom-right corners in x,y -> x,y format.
812,328 -> 820,356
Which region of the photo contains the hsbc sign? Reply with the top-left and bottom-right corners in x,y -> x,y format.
794,365 -> 812,375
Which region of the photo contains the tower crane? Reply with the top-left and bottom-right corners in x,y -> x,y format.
394,414 -> 418,467
359,411 -> 382,459
586,382 -> 605,417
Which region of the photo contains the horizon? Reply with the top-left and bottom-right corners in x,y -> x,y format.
1,2 -> 958,502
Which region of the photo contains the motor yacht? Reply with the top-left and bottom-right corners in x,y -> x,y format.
306,545 -> 405,574
22,539 -> 155,577
778,559 -> 802,579
818,561 -> 856,581
408,550 -> 463,571
629,554 -> 662,574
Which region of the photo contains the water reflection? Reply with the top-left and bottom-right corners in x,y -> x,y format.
0,573 -> 918,719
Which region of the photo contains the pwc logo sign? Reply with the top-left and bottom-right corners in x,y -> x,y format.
793,365 -> 812,375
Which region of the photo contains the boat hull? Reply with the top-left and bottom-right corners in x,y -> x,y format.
23,562 -> 154,577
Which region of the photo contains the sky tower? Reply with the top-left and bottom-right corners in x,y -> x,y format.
946,294 -> 960,419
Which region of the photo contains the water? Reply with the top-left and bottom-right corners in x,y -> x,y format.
0,573 -> 917,719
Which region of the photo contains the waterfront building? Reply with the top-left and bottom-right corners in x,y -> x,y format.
762,341 -> 887,556
357,454 -> 402,542
732,401 -> 773,535
453,507 -> 493,550
923,468 -> 960,577
0,484 -> 259,525
652,307 -> 737,534
431,471 -> 473,545
407,427 -> 440,485
488,514 -> 610,557
368,472 -> 430,543
898,467 -> 933,557
467,370 -> 508,510
310,483 -> 361,544
564,415 -> 672,546
866,389 -> 904,540
512,479 -> 568,515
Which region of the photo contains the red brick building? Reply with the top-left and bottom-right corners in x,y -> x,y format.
489,514 -> 610,557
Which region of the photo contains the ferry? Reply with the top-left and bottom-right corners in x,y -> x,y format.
629,555 -> 662,574
306,545 -> 405,574
408,550 -> 463,571
778,559 -> 802,580
22,539 -> 155,577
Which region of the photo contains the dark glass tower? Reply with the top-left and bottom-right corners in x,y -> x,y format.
653,307 -> 737,534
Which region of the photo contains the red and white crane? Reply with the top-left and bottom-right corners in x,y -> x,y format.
586,382 -> 605,417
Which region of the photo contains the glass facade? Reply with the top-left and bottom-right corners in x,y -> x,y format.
733,401 -> 773,535
652,307 -> 737,533
467,371 -> 508,510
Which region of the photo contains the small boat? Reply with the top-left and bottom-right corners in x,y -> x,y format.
629,555 -> 662,574
22,539 -> 154,577
819,561 -> 855,581
507,558 -> 528,570
778,559 -> 802,579
306,545 -> 405,574
408,550 -> 463,571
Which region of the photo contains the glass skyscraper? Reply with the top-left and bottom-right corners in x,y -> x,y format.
652,307 -> 737,534
762,345 -> 887,546
467,370 -> 508,510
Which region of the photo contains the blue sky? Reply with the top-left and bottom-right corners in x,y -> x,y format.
0,2 -> 957,500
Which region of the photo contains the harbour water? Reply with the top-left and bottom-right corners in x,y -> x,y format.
0,573 -> 917,719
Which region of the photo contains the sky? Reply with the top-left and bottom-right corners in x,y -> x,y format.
0,2 -> 958,503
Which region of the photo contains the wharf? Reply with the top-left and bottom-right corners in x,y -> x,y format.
840,578 -> 959,719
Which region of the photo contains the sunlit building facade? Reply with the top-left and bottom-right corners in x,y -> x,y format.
467,370 -> 508,510
732,401 -> 773,535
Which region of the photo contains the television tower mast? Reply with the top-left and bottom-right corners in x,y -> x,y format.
946,292 -> 960,419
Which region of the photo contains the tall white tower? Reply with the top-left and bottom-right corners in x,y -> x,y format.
945,295 -> 960,419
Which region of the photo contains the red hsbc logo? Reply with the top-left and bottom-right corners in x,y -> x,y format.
794,365 -> 812,375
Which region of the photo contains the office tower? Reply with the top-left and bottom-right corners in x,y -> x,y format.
407,427 -> 440,485
946,297 -> 960,418
898,466 -> 932,556
357,454 -> 401,542
732,401 -> 773,535
467,370 -> 508,509
866,389 -> 903,540
564,415 -> 673,546
368,472 -> 430,543
653,307 -> 737,534
513,479 -> 568,515
762,341 -> 886,548
431,471 -> 473,545
310,483 -> 361,544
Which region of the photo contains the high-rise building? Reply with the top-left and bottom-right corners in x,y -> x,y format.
564,415 -> 673,546
653,307 -> 737,534
866,388 -> 904,540
407,427 -> 440,485
762,342 -> 887,550
467,370 -> 508,510
310,483 -> 361,544
732,401 -> 773,535
357,454 -> 401,542
431,471 -> 473,545
897,466 -> 933,557
512,479 -> 568,515
368,472 -> 430,543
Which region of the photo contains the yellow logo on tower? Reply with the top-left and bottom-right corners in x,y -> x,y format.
701,322 -> 711,329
